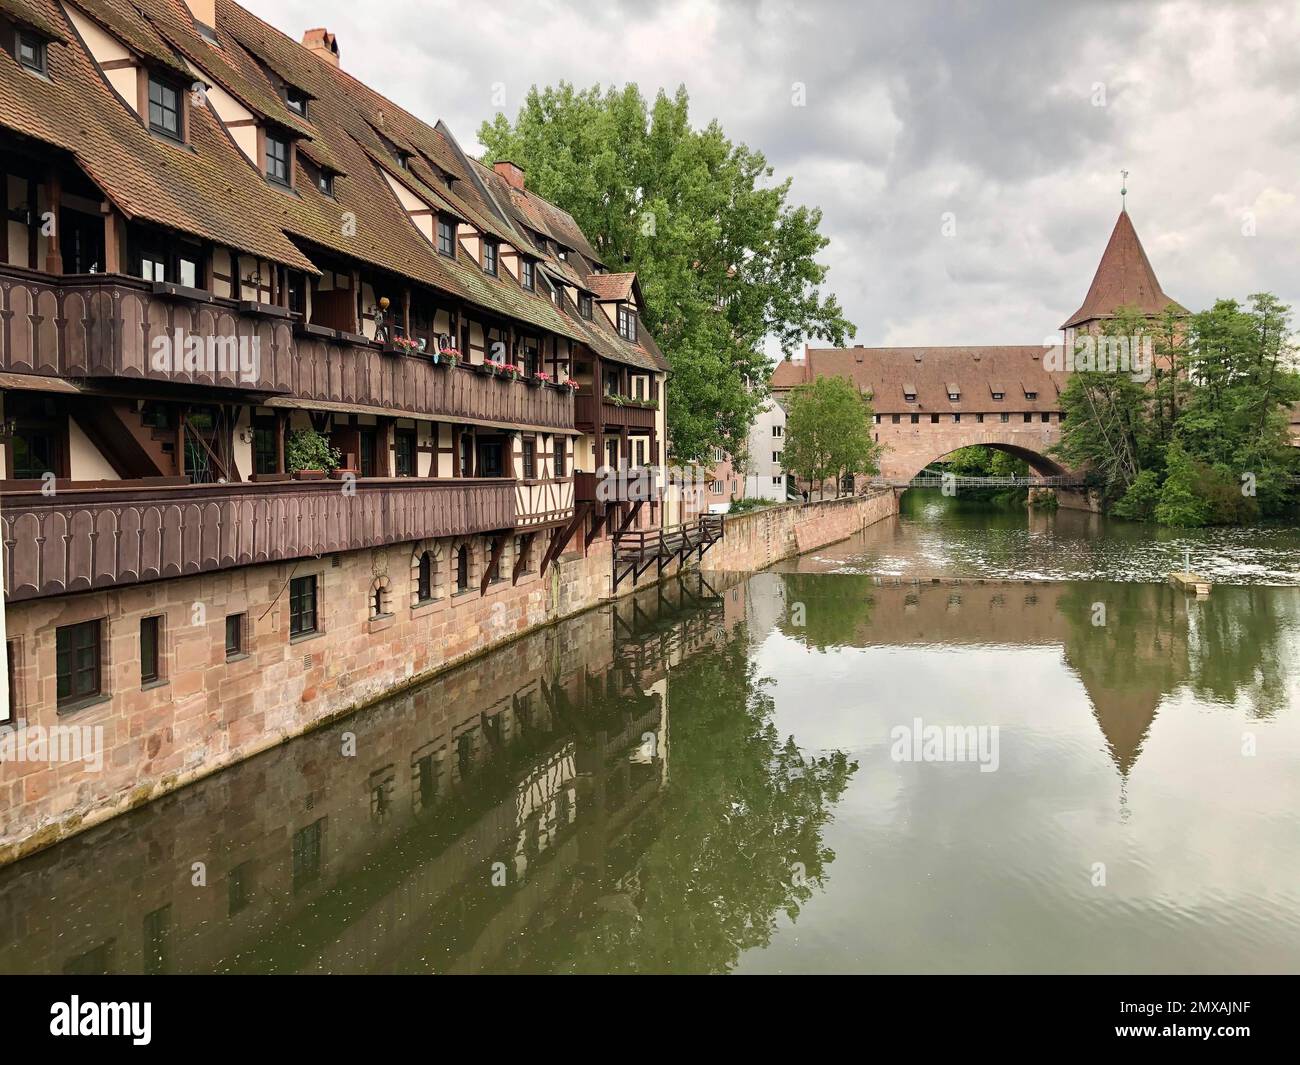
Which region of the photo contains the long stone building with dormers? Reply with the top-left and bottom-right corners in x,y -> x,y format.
0,0 -> 721,857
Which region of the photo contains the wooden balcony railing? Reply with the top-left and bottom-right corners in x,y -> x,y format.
573,390 -> 658,431
573,466 -> 662,504
0,265 -> 574,432
1,476 -> 516,602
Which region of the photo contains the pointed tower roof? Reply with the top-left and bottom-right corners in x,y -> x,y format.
1062,210 -> 1187,329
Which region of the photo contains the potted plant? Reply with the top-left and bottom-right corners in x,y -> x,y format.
387,335 -> 422,355
533,370 -> 552,386
559,378 -> 578,392
434,347 -> 461,367
287,427 -> 341,480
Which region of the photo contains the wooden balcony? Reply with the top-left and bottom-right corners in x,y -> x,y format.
572,466 -> 662,504
1,476 -> 516,602
0,265 -> 574,432
574,390 -> 658,432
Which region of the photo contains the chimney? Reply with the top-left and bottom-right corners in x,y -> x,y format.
184,0 -> 215,31
303,28 -> 339,67
493,161 -> 526,191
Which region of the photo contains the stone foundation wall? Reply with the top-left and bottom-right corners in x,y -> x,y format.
0,493 -> 896,863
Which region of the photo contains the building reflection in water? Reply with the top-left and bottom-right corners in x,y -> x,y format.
5,569 -> 1287,973
0,571 -> 770,975
766,572 -> 1297,780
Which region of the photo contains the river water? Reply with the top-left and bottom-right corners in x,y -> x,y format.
1,493 -> 1298,973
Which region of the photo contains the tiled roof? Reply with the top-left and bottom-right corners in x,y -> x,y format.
467,157 -> 664,372
0,0 -> 317,270
1062,209 -> 1187,328
1,0 -> 70,42
0,0 -> 669,355
586,272 -> 636,302
771,347 -> 1068,413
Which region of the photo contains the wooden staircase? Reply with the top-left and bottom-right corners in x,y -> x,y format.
611,513 -> 725,593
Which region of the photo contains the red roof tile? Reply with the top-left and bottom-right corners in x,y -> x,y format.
772,347 -> 1068,414
1062,209 -> 1187,329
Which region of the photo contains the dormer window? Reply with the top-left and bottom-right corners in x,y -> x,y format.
521,259 -> 534,291
316,168 -> 335,196
285,87 -> 308,117
578,293 -> 592,320
265,133 -> 291,186
903,383 -> 917,402
148,75 -> 182,141
992,391 -> 1004,400
16,31 -> 48,76
436,216 -> 456,258
617,304 -> 637,342
948,392 -> 959,401
396,150 -> 410,170
483,239 -> 499,277
1024,390 -> 1038,400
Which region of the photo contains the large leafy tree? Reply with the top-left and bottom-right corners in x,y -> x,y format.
1053,306 -> 1161,505
783,376 -> 881,498
1176,293 -> 1300,516
479,84 -> 855,463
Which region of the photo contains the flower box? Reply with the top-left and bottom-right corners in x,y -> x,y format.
292,469 -> 325,481
385,335 -> 424,356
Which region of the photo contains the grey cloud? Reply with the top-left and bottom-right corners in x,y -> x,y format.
257,0 -> 1300,344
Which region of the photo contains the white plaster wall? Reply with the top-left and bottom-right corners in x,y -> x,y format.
68,419 -> 120,481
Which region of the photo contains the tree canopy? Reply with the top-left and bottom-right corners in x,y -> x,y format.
479,83 -> 855,464
783,376 -> 881,497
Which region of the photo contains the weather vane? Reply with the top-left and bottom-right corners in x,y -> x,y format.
1121,169 -> 1129,209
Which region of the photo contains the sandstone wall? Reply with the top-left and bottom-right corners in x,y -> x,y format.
0,493 -> 896,862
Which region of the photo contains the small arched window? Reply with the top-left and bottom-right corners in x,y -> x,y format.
417,551 -> 433,602
455,545 -> 470,593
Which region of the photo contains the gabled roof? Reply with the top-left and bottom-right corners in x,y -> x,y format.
587,272 -> 638,303
1062,209 -> 1187,329
0,0 -> 670,356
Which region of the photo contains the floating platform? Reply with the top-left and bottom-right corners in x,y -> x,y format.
1170,571 -> 1212,596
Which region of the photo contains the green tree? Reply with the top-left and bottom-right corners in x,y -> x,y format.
479,83 -> 855,463
1154,437 -> 1211,527
783,377 -> 880,498
1053,306 -> 1160,504
1177,294 -> 1300,516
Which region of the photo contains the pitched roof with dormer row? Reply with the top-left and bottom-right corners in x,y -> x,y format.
772,347 -> 1069,413
0,0 -> 666,365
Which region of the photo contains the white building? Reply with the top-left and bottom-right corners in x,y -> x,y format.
742,398 -> 790,502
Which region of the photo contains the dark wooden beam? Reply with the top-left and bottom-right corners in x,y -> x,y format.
480,532 -> 507,595
512,531 -> 536,585
613,499 -> 644,538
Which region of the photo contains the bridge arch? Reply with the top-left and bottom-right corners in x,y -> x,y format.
876,427 -> 1074,484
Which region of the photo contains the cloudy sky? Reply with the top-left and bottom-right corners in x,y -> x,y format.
257,0 -> 1300,350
